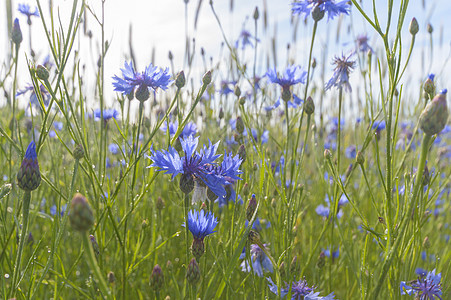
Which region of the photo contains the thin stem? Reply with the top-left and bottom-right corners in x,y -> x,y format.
81,233 -> 111,299
371,134 -> 431,299
10,191 -> 31,298
184,192 -> 191,297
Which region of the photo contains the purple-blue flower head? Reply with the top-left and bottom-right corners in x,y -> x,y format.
355,34 -> 374,53
94,108 -> 119,121
292,0 -> 350,21
266,65 -> 307,89
372,120 -> 386,132
17,84 -> 50,109
240,244 -> 273,277
325,53 -> 356,93
267,277 -> 337,299
112,61 -> 173,101
18,3 -> 39,24
235,29 -> 260,50
183,209 -> 218,240
149,136 -> 232,197
160,120 -> 197,139
400,269 -> 442,299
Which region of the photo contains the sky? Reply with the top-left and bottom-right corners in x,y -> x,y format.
1,0 -> 451,112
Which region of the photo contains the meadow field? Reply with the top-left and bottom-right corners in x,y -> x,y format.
0,0 -> 450,299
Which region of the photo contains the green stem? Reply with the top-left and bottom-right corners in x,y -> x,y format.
371,134 -> 431,299
82,233 -> 111,299
184,192 -> 191,298
10,191 -> 31,298
337,88 -> 343,173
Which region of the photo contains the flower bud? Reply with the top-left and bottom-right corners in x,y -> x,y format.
409,17 -> 419,35
36,65 -> 49,81
324,149 -> 332,161
191,238 -> 205,260
238,144 -> 246,163
316,251 -> 326,269
202,71 -> 212,85
206,188 -> 217,201
246,194 -> 257,221
12,18 -> 23,45
419,89 -> 448,136
253,6 -> 259,20
423,74 -> 435,96
248,230 -> 260,244
281,87 -> 291,102
0,183 -> 12,200
17,141 -> 41,191
242,183 -> 249,196
422,164 -> 430,186
290,256 -> 299,274
304,96 -> 315,115
168,51 -> 173,60
166,260 -> 173,272
236,117 -> 244,134
218,107 -> 224,119
90,234 -> 100,258
180,174 -> 195,194
156,196 -> 165,210
234,85 -> 241,97
150,264 -> 164,291
427,23 -> 433,34
356,151 -> 365,165
312,58 -> 317,69
279,261 -> 286,278
73,144 -> 85,160
135,84 -> 150,102
69,193 -> 94,232
423,236 -> 431,249
175,71 -> 186,89
239,96 -> 246,106
186,258 -> 201,285
108,271 -> 116,284
312,5 -> 325,22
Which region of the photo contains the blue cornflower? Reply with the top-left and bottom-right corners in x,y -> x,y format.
266,65 -> 307,89
240,244 -> 273,277
264,95 -> 304,111
219,80 -> 236,95
149,136 -> 231,197
325,53 -> 356,93
16,84 -> 50,109
354,34 -> 374,54
18,3 -> 39,24
323,246 -> 339,258
160,120 -> 197,139
183,209 -> 218,239
345,145 -> 356,159
267,277 -> 337,299
400,269 -> 442,299
292,0 -> 350,21
372,120 -> 386,132
50,204 -> 67,217
112,61 -> 173,101
94,108 -> 119,121
315,194 -> 347,219
235,29 -> 259,49
108,143 -> 120,155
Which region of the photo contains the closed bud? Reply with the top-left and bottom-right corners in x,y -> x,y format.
135,84 -> 150,102
409,17 -> 419,35
281,87 -> 291,102
239,96 -> 246,106
142,219 -> 149,230
90,235 -> 100,258
424,74 -> 435,95
156,196 -> 165,210
218,107 -> 224,119
248,229 -> 260,244
236,116 -> 244,134
108,271 -> 116,284
419,89 -> 448,136
279,261 -> 286,278
427,23 -> 433,34
175,71 -> 186,88
234,85 -> 241,97
238,144 -> 246,163
242,183 -> 249,196
312,5 -> 325,22
202,71 -> 212,85
36,65 -> 50,81
12,18 -> 23,45
73,144 -> 84,160
304,96 -> 315,115
191,238 -> 205,260
271,198 -> 277,208
356,151 -> 365,165
290,256 -> 299,274
253,6 -> 259,20
186,258 -> 201,285
423,236 -> 431,249
324,149 -> 332,161
345,164 -> 353,179
180,174 -> 195,194
422,164 -> 430,186
168,51 -> 173,60
312,58 -> 317,69
207,188 -> 217,201
69,193 -> 94,232
150,264 -> 164,291
17,141 -> 41,191
166,260 -> 173,272
316,251 -> 326,269
0,183 -> 12,200
253,163 -> 258,171
246,194 -> 257,221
